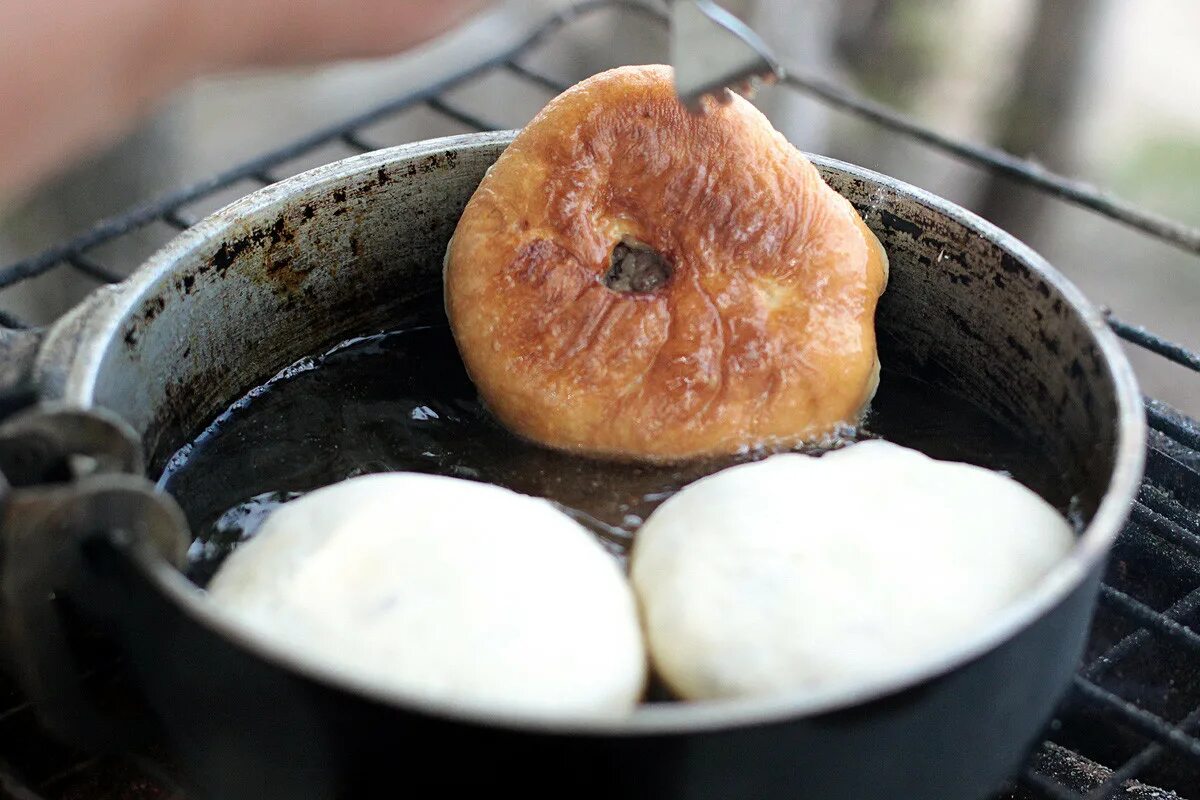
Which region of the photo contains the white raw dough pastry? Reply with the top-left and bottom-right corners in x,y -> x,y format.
207,473 -> 646,718
630,440 -> 1075,701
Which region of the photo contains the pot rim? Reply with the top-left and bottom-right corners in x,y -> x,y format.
36,131 -> 1146,736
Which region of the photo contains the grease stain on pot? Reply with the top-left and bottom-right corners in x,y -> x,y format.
998,253 -> 1024,276
122,296 -> 168,348
263,256 -> 311,294
878,210 -> 924,241
402,150 -> 459,179
1005,335 -> 1034,362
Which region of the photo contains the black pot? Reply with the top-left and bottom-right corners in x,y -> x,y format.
0,132 -> 1144,799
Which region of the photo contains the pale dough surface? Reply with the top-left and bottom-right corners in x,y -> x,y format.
630,440 -> 1074,701
208,473 -> 646,718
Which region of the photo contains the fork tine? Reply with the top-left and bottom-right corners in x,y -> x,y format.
670,0 -> 783,112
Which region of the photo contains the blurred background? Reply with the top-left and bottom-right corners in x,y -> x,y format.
1,0 -> 1197,413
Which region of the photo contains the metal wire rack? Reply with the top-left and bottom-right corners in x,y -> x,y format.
2,1 -> 1200,798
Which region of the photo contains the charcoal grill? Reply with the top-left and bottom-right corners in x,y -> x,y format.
0,2 -> 1198,798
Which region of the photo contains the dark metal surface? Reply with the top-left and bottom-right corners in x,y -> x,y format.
0,2 -> 1196,799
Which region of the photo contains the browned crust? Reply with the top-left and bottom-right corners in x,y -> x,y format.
445,65 -> 887,461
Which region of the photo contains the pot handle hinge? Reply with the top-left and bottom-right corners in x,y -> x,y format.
0,403 -> 190,752
0,328 -> 43,416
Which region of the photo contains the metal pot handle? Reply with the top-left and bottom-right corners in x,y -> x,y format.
0,404 -> 336,800
0,404 -> 189,753
0,329 -> 43,416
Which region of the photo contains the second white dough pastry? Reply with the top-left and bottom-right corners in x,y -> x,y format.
630,440 -> 1074,701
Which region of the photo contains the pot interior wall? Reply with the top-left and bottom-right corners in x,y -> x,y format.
91,142 -> 499,474
86,137 -> 1119,522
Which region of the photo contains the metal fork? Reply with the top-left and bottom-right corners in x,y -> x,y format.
669,0 -> 783,112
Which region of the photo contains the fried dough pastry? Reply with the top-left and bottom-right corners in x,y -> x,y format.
209,474 -> 646,718
630,441 -> 1074,700
445,65 -> 888,461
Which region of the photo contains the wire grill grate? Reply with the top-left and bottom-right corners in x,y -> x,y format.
1,2 -> 1199,798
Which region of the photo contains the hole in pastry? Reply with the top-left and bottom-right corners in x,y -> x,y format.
604,237 -> 672,294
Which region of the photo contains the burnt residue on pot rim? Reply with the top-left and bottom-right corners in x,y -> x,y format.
28,132 -> 1146,736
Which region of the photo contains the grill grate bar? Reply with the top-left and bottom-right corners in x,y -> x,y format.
65,254 -> 123,284
504,60 -> 570,93
340,131 -> 379,154
161,209 -> 194,231
425,97 -> 502,134
1072,676 -> 1200,760
1022,769 -> 1086,800
1146,401 -> 1200,454
1084,704 -> 1200,800
1085,760 -> 1152,800
1098,584 -> 1200,654
1083,585 -> 1200,681
1129,500 -> 1200,559
780,70 -> 1200,258
1137,484 -> 1200,537
1107,316 -> 1200,374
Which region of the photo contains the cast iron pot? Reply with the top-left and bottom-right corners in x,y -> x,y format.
0,132 -> 1144,800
